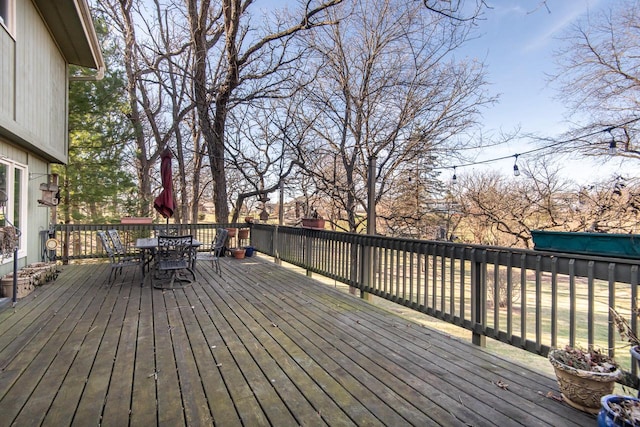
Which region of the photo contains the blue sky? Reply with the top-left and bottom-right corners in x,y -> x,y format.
469,1 -> 598,135
456,0 -> 633,183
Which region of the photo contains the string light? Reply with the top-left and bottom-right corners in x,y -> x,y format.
513,154 -> 520,177
608,128 -> 617,155
432,117 -> 639,173
452,166 -> 457,183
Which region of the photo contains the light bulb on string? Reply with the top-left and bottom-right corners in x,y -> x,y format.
608,128 -> 617,155
513,154 -> 520,177
452,166 -> 457,183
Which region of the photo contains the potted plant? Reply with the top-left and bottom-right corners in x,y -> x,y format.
598,394 -> 640,426
238,228 -> 250,240
0,225 -> 19,259
610,307 -> 640,371
301,209 -> 325,229
230,247 -> 246,259
548,345 -> 622,414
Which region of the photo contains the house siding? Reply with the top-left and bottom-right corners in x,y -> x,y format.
1,0 -> 68,164
0,22 -> 15,122
0,0 -> 72,273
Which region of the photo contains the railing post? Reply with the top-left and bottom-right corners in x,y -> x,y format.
360,155 -> 377,301
62,226 -> 70,265
349,238 -> 359,293
471,249 -> 486,347
305,231 -> 312,277
273,225 -> 281,265
361,235 -> 373,301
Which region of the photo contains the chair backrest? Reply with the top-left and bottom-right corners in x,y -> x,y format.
157,235 -> 193,264
154,225 -> 180,237
212,228 -> 228,252
97,231 -> 116,260
107,229 -> 126,255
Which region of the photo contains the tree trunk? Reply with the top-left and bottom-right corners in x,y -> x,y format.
119,0 -> 152,216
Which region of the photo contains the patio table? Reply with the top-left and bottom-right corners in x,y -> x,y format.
135,237 -> 201,279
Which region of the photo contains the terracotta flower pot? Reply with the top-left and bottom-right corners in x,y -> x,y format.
120,217 -> 153,224
301,218 -> 325,229
238,228 -> 250,239
230,248 -> 246,259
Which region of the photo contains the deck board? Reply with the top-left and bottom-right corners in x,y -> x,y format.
0,256 -> 597,426
130,282 -> 158,427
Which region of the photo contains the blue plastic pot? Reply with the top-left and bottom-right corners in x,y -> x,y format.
632,346 -> 640,398
598,394 -> 640,427
243,246 -> 254,257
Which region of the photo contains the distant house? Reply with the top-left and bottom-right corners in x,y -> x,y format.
0,0 -> 104,272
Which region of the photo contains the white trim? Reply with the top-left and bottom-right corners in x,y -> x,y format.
0,159 -> 28,263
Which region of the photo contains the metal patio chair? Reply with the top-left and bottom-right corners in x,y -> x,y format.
107,229 -> 130,257
153,225 -> 180,237
152,234 -> 196,289
97,230 -> 143,284
196,228 -> 228,276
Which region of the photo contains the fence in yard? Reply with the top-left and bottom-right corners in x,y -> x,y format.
54,222 -> 640,387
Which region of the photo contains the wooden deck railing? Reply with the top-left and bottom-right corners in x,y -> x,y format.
53,222 -> 640,387
52,222 -> 244,262
250,223 -> 640,388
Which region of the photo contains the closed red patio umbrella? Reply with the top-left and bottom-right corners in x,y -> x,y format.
154,148 -> 174,222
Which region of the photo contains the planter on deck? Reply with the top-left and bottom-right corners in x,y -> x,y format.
121,217 -> 153,224
549,348 -> 622,414
532,230 -> 640,259
230,248 -> 246,259
0,262 -> 58,298
301,218 -> 325,229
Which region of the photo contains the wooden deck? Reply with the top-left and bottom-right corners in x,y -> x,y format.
0,255 -> 595,426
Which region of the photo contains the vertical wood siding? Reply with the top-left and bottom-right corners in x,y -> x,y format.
0,26 -> 15,121
0,0 -> 67,163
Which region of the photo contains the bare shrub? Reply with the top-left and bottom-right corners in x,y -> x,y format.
487,268 -> 521,309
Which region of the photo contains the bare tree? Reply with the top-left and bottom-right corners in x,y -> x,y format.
574,176 -> 640,234
98,0 -> 198,219
298,0 -> 494,233
186,0 -> 344,223
552,0 -> 640,160
455,158 -> 640,247
421,0 -> 488,22
94,0 -> 490,222
456,159 -> 573,248
225,97 -> 309,222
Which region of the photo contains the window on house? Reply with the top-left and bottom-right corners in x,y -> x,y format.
0,0 -> 14,33
0,160 -> 27,260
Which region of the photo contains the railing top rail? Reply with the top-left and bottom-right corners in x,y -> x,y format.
253,223 -> 640,264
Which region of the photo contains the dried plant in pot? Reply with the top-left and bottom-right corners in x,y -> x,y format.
610,307 -> 640,372
598,394 -> 640,427
548,345 -> 622,414
0,225 -> 19,259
